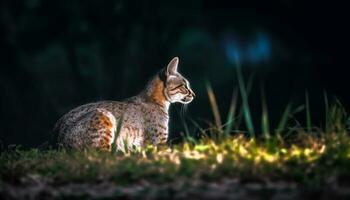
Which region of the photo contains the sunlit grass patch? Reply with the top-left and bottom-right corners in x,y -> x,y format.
1,132 -> 350,186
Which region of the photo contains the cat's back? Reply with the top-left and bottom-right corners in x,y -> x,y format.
53,100 -> 126,134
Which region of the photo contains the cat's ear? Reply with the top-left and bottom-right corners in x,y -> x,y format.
166,57 -> 179,76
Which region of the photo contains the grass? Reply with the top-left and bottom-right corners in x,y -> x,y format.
1,133 -> 350,187
1,97 -> 350,189
1,67 -> 350,199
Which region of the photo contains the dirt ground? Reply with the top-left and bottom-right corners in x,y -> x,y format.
1,177 -> 350,200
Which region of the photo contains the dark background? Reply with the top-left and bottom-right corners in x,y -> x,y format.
1,0 -> 349,148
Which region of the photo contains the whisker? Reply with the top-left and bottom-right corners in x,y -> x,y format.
182,104 -> 188,120
180,104 -> 190,137
181,104 -> 185,119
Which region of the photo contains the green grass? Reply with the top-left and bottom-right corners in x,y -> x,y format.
1,132 -> 350,186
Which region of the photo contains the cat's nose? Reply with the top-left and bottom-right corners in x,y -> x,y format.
189,89 -> 195,97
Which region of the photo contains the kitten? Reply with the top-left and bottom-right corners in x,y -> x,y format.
53,57 -> 195,151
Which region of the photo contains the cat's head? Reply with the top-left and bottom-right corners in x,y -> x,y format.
161,57 -> 195,104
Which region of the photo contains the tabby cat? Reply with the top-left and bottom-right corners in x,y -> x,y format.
53,57 -> 195,152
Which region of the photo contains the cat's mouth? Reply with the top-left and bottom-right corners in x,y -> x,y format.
181,95 -> 194,104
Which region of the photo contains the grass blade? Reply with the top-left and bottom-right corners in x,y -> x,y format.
276,103 -> 292,135
235,74 -> 255,130
206,82 -> 222,132
261,86 -> 270,139
188,117 -> 206,136
305,91 -> 312,132
180,113 -> 190,137
224,87 -> 238,136
235,60 -> 255,137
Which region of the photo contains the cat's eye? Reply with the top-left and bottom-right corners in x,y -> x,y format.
170,84 -> 187,93
179,85 -> 188,93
